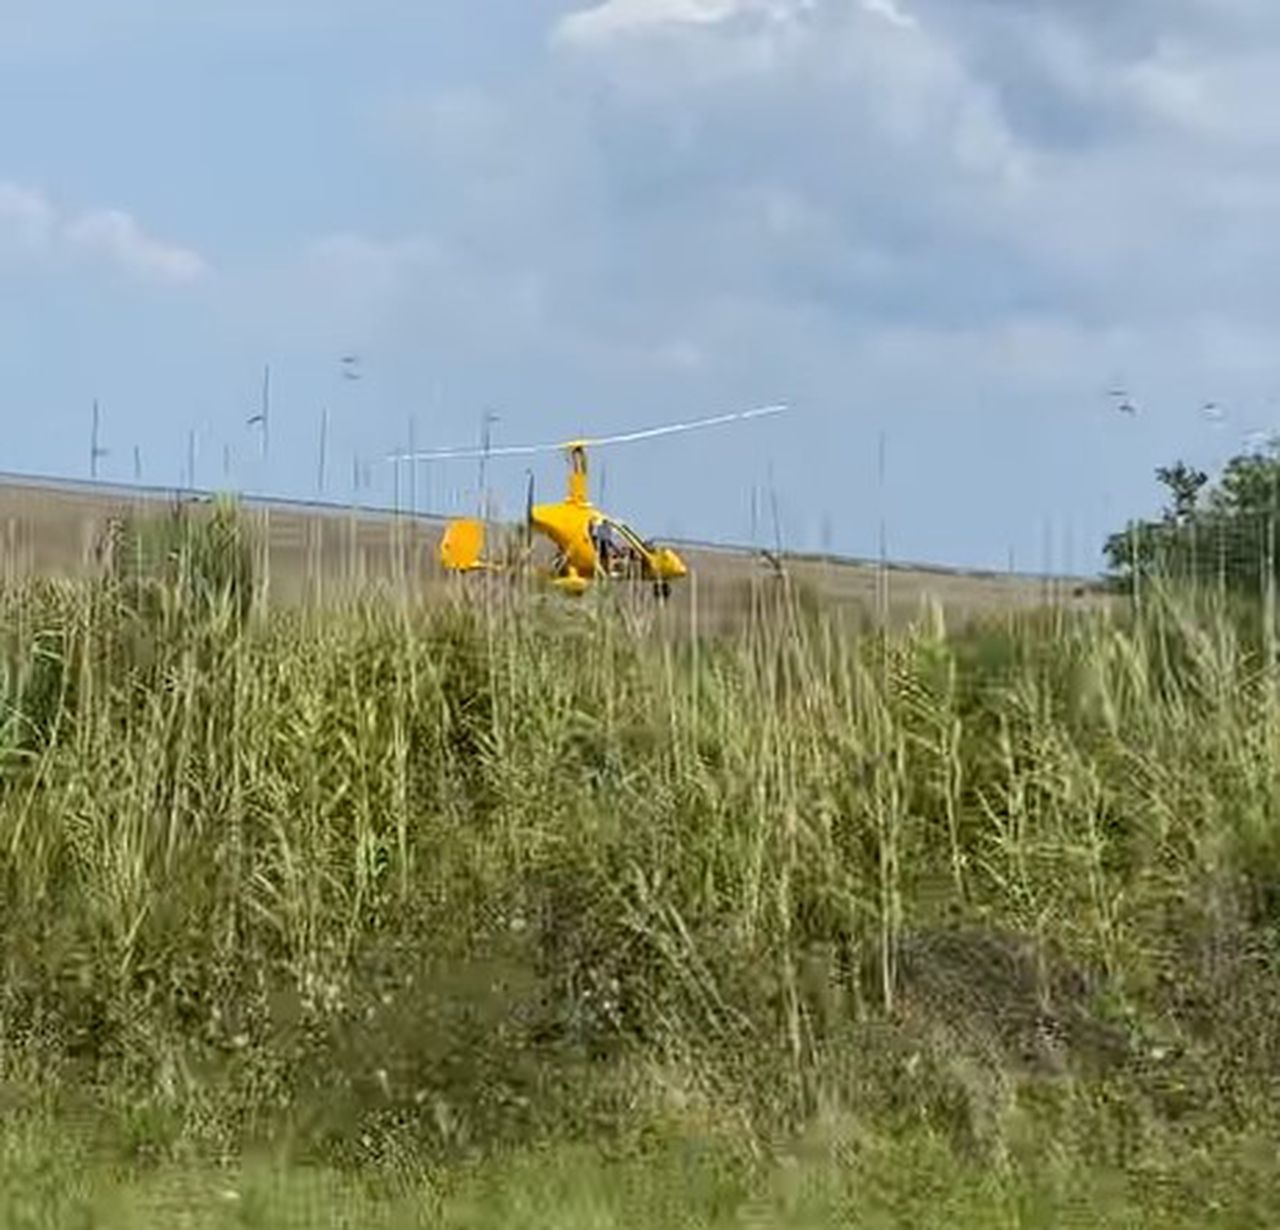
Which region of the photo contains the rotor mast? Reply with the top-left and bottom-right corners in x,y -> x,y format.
564,443 -> 590,506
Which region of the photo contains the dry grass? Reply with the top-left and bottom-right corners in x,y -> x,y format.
0,476 -> 1104,628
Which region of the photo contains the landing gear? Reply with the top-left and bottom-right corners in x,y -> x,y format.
653,580 -> 672,601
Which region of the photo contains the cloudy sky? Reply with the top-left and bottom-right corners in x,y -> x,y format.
2,0 -> 1277,570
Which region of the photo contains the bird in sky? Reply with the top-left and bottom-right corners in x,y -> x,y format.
1108,387 -> 1138,415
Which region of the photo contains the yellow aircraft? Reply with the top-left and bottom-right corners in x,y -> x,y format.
392,404 -> 787,598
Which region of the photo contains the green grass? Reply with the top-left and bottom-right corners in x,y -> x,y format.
3,1113 -> 1279,1228
2,507 -> 1280,1222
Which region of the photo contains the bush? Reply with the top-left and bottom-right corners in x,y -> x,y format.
98,494 -> 256,629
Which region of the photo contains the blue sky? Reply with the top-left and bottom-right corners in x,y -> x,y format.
3,0 -> 1279,571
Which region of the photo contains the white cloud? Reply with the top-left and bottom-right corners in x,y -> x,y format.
64,209 -> 208,284
0,183 -> 208,284
860,0 -> 916,30
553,0 -> 800,46
552,0 -> 1025,192
553,0 -> 917,49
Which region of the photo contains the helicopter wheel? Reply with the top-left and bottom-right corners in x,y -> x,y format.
653,581 -> 672,602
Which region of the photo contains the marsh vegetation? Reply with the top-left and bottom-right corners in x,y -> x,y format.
0,502 -> 1277,1226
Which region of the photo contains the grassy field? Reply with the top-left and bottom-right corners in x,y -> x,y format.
0,474 -> 1101,627
4,1113 -> 1278,1228
0,500 -> 1276,1226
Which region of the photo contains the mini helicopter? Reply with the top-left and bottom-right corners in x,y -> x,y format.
390,404 -> 786,597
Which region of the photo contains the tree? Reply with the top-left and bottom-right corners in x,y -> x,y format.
1155,461 -> 1208,524
1104,444 -> 1280,595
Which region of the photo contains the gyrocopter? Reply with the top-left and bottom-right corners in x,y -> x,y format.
389,403 -> 787,598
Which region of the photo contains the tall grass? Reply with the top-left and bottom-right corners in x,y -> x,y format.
1,507 -> 1279,1207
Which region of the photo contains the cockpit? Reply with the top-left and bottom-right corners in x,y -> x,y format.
590,517 -> 653,576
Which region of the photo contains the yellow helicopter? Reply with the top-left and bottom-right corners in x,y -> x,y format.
391,404 -> 787,598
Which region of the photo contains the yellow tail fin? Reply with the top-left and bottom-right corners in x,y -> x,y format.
439,518 -> 486,571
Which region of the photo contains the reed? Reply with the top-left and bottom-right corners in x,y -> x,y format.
1,505 -> 1278,1222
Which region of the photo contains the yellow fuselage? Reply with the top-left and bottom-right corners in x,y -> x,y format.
532,499 -> 688,586
437,440 -> 688,592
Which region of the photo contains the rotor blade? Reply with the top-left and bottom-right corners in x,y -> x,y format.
580,403 -> 788,449
386,402 -> 788,464
388,440 -> 560,463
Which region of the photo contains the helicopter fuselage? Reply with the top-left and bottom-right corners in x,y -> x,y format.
403,403 -> 783,596
438,439 -> 687,594
437,500 -> 687,593
531,499 -> 688,587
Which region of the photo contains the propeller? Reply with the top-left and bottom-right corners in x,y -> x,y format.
386,402 -> 788,464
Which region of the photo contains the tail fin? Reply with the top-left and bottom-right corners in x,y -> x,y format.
439,518 -> 487,571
